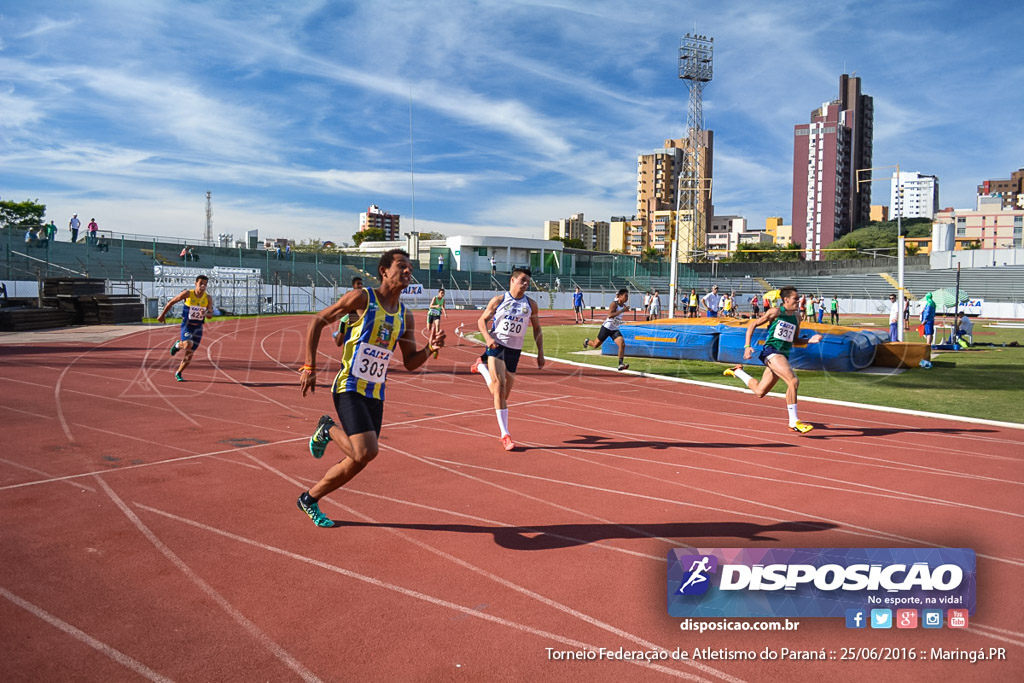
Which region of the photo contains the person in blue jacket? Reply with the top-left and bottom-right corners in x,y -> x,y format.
920,292 -> 936,346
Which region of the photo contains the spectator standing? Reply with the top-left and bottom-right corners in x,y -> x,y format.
701,285 -> 722,318
572,286 -> 585,324
180,245 -> 189,263
648,290 -> 662,320
490,255 -> 497,274
69,214 -> 80,243
829,296 -> 839,325
275,245 -> 283,260
888,294 -> 900,342
920,292 -> 936,346
285,244 -> 292,259
87,218 -> 98,246
437,253 -> 444,274
816,298 -> 825,323
688,288 -> 698,318
46,220 -> 57,243
751,295 -> 760,319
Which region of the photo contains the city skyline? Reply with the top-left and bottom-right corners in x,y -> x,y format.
1,1 -> 1021,246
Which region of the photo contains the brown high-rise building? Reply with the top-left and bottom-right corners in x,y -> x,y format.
359,204 -> 400,240
792,74 -> 873,259
635,134 -> 713,258
977,168 -> 1024,209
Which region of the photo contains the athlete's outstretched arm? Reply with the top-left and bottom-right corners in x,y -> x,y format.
156,289 -> 189,323
397,310 -> 445,371
300,288 -> 368,396
529,298 -> 545,368
744,308 -> 778,360
477,295 -> 502,349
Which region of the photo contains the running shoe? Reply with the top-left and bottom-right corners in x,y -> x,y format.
723,365 -> 741,378
470,361 -> 480,374
309,415 -> 335,458
169,341 -> 179,357
582,338 -> 590,349
617,362 -> 629,371
501,434 -> 516,451
175,372 -> 184,382
789,420 -> 814,434
297,495 -> 335,528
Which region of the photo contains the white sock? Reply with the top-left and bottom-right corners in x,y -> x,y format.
496,409 -> 509,437
477,362 -> 492,385
733,368 -> 754,386
787,404 -> 799,426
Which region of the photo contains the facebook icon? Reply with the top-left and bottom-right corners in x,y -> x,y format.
845,609 -> 867,629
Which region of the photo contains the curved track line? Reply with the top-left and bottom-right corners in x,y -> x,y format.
95,477 -> 322,683
0,586 -> 173,682
243,458 -> 736,683
135,503 -> 714,682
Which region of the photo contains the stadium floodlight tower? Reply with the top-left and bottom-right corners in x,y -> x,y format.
204,191 -> 213,244
669,32 -> 713,318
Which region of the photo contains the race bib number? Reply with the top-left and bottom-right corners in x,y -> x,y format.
188,306 -> 206,321
352,344 -> 392,383
498,317 -> 526,336
773,320 -> 796,342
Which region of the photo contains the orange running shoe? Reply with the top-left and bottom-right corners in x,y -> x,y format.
501,434 -> 516,451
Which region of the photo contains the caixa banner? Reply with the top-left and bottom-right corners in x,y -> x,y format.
667,548 -> 975,618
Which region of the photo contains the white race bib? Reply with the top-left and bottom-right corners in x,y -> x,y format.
773,320 -> 796,342
188,306 -> 206,321
497,316 -> 526,337
352,344 -> 393,383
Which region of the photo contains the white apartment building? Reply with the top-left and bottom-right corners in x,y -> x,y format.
891,171 -> 940,219
707,215 -> 747,258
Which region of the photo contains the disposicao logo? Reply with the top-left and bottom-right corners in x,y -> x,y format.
667,548 -> 975,619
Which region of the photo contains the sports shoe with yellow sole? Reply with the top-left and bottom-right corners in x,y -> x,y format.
723,365 -> 741,378
789,420 -> 814,434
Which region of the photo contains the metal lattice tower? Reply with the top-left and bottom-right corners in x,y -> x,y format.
677,33 -> 713,261
204,191 -> 213,243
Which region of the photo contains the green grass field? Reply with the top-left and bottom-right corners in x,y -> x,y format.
513,315 -> 1024,425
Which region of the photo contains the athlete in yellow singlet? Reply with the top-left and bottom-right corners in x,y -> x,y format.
157,274 -> 214,382
296,249 -> 445,528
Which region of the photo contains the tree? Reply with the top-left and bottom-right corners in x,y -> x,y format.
352,227 -> 386,246
724,242 -> 803,262
419,231 -> 445,240
0,198 -> 46,228
559,237 -> 586,249
905,243 -> 921,257
642,247 -> 662,261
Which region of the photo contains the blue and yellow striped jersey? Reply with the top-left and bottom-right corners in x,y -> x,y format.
333,288 -> 406,400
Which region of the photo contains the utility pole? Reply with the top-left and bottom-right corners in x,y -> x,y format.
670,33 -> 713,318
205,191 -> 213,244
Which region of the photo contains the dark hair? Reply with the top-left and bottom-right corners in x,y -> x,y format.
617,288 -> 629,297
780,286 -> 798,300
511,266 -> 532,278
195,275 -> 209,283
378,248 -> 409,277
438,287 -> 445,293
351,277 -> 363,286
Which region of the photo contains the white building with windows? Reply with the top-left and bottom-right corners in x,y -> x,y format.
891,171 -> 940,219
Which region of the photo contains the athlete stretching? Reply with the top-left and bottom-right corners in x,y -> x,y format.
296,249 -> 445,527
157,274 -> 214,382
723,286 -> 822,433
471,267 -> 545,451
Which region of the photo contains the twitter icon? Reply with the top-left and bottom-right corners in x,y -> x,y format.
870,609 -> 892,629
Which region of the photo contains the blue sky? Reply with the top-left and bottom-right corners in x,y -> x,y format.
1,1 -> 1021,245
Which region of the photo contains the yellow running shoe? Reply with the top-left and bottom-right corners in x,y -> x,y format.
789,420 -> 814,434
723,365 -> 741,378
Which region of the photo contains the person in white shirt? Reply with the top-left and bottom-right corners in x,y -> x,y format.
648,290 -> 661,320
888,294 -> 900,342
701,285 -> 722,317
471,267 -> 545,452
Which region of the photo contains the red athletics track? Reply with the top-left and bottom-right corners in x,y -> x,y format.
0,311 -> 1021,682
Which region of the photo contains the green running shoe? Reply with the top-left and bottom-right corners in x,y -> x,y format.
297,496 -> 334,528
175,372 -> 184,382
309,414 -> 335,458
170,341 -> 180,357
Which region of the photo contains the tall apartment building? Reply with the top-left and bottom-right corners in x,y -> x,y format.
891,171 -> 939,219
609,216 -> 642,254
792,74 -> 873,259
977,168 -> 1024,210
543,212 -> 610,251
707,215 -> 746,258
636,134 -> 713,259
359,204 -> 400,240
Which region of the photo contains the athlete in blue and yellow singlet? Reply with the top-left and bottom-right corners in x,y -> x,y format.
157,274 -> 214,382
295,249 -> 446,528
332,287 -> 406,401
